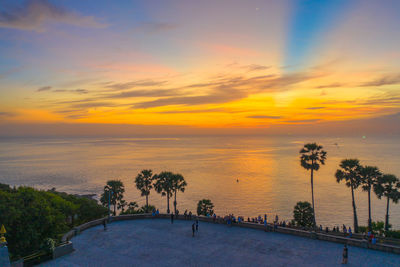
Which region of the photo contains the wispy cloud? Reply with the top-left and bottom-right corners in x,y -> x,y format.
133,89 -> 246,109
105,80 -> 168,91
37,86 -> 88,94
131,72 -> 318,109
306,107 -> 325,110
244,64 -> 270,72
0,0 -> 106,32
69,101 -> 116,109
315,83 -> 343,89
360,74 -> 400,87
284,119 -> 320,123
103,89 -> 181,99
53,89 -> 89,94
0,111 -> 16,117
37,86 -> 52,92
137,22 -> 177,33
46,72 -> 320,113
247,115 -> 281,119
156,108 -> 229,114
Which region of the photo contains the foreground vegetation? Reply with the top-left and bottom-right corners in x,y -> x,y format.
0,184 -> 107,259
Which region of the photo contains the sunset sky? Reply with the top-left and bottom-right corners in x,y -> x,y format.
0,0 -> 400,136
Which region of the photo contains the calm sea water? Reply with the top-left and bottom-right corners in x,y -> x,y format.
0,135 -> 399,229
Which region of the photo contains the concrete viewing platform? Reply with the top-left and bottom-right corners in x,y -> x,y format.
40,218 -> 400,267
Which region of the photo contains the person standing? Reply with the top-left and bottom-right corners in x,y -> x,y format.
342,244 -> 348,264
192,223 -> 195,237
103,219 -> 107,231
196,219 -> 199,232
171,213 -> 174,224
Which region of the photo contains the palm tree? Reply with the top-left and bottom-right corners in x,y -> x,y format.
154,171 -> 174,213
373,174 -> 400,231
335,159 -> 361,233
135,169 -> 155,212
359,165 -> 381,231
100,180 -> 125,216
299,143 -> 327,227
171,173 -> 187,214
117,199 -> 127,213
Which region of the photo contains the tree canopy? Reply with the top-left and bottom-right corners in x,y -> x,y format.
293,201 -> 314,228
100,180 -> 125,216
0,183 -> 107,260
197,199 -> 214,216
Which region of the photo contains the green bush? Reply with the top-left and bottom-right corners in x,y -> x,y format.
385,230 -> 400,239
358,226 -> 368,233
119,202 -> 157,215
197,199 -> 214,216
359,221 -> 390,235
293,201 -> 314,228
0,183 -> 107,259
41,238 -> 55,254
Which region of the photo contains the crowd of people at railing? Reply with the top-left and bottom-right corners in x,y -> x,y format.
148,208 -> 383,245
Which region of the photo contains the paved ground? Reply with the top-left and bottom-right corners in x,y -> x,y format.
40,219 -> 400,267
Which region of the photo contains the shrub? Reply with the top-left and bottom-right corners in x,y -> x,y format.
385,230 -> 400,239
293,201 -> 314,228
41,238 -> 55,254
197,199 -> 214,216
0,183 -> 107,259
358,226 -> 368,233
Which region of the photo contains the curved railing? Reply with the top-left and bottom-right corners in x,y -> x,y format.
59,214 -> 400,256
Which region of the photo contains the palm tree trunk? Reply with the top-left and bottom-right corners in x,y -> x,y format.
368,188 -> 372,231
114,203 -> 116,216
174,190 -> 177,214
145,195 -> 149,212
351,186 -> 359,232
310,166 -> 316,227
167,194 -> 170,214
385,196 -> 390,231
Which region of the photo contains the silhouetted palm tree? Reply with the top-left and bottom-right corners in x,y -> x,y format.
135,169 -> 155,212
100,180 -> 125,216
374,174 -> 400,231
171,173 -> 187,214
359,165 -> 381,231
299,143 -> 327,227
117,199 -> 127,213
335,159 -> 361,233
154,171 -> 174,213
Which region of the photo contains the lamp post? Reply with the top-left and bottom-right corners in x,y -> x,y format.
107,188 -> 114,223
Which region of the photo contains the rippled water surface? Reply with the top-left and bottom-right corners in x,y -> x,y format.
1,135 -> 399,229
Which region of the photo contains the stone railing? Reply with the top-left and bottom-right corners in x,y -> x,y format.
58,213 -> 400,258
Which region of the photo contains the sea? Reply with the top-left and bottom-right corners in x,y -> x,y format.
1,135 -> 399,229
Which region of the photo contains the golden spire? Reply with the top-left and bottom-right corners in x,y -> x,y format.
0,225 -> 6,243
